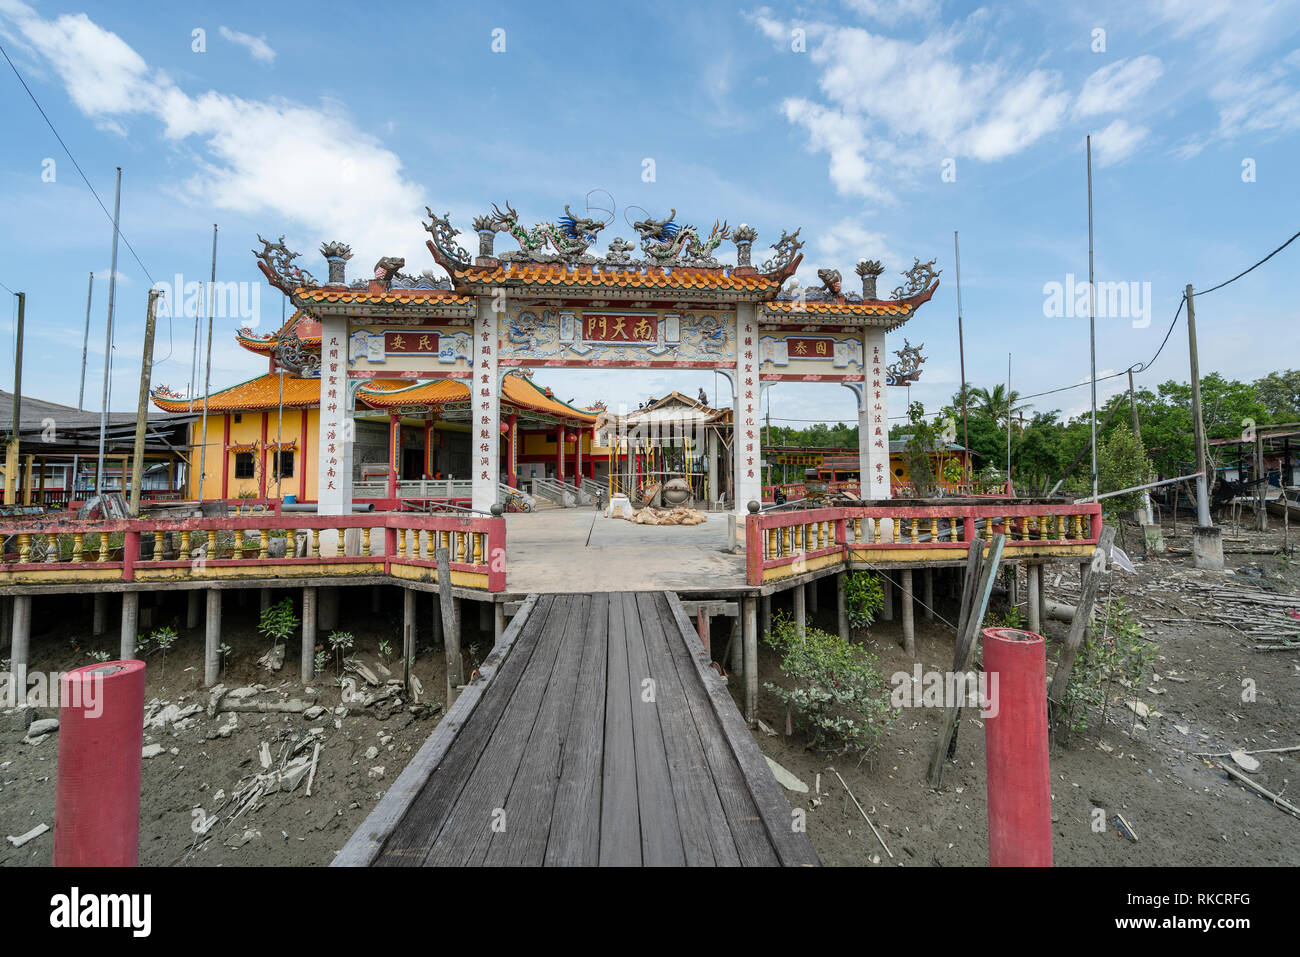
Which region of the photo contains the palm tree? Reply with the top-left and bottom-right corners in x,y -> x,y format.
969,384 -> 1028,433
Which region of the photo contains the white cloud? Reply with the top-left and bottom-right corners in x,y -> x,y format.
841,0 -> 940,24
755,15 -> 1071,200
1090,119 -> 1149,166
1075,56 -> 1164,117
219,26 -> 275,64
1,2 -> 427,273
1211,52 -> 1300,138
814,218 -> 898,280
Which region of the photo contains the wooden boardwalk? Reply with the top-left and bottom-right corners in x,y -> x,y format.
334,591 -> 819,867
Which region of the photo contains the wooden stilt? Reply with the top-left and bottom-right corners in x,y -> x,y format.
742,595 -> 758,727
403,587 -> 417,688
10,595 -> 31,675
478,600 -> 492,634
431,594 -> 443,647
259,588 -> 271,614
900,568 -> 915,657
120,591 -> 138,659
436,548 -> 462,705
1027,564 -> 1042,634
729,615 -> 742,674
204,589 -> 221,687
836,572 -> 849,641
301,587 -> 317,683
923,568 -> 934,620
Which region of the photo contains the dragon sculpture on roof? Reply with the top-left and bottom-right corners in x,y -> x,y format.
631,210 -> 731,265
253,235 -> 316,294
891,257 -> 941,299
489,202 -> 607,261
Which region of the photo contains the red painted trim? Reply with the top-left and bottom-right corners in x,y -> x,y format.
300,408 -> 310,501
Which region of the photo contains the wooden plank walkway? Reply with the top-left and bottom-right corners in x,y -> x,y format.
333,591 -> 819,867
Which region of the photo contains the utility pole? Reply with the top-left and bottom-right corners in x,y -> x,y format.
129,289 -> 162,517
1185,284 -> 1211,527
1086,135 -> 1099,502
198,224 -> 217,503
78,272 -> 93,410
96,167 -> 123,499
1128,369 -> 1154,524
954,231 -> 970,482
4,292 -> 25,506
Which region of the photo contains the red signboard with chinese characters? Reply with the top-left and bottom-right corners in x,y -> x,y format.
786,337 -> 834,359
582,313 -> 657,343
384,331 -> 440,354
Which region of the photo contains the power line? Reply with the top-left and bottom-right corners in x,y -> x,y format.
0,279 -> 16,296
1195,228 -> 1300,297
0,39 -> 157,287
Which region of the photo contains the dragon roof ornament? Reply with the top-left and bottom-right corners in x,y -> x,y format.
423,208 -> 474,267
630,209 -> 731,266
489,201 -> 609,263
891,257 -> 941,300
254,235 -> 317,294
760,227 -> 804,273
887,338 -> 926,385
271,327 -> 320,379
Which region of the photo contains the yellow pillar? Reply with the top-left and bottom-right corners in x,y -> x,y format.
2,440 -> 15,505
22,454 -> 34,506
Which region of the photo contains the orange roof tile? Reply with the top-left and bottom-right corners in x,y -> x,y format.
296,288 -> 473,306
761,300 -> 912,315
357,374 -> 599,423
151,374 -> 323,413
452,262 -> 779,293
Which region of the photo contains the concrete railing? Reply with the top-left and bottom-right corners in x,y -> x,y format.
746,501 -> 1103,586
0,512 -> 507,592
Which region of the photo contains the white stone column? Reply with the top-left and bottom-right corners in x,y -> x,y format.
707,429 -> 718,504
318,316 -> 351,515
862,326 -> 892,500
472,297 -> 500,513
733,303 -> 762,515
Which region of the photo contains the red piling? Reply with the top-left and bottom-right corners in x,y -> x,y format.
54,660 -> 146,867
982,627 -> 1052,867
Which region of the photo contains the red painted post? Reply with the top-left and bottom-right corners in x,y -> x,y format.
982,626 -> 1052,867
54,660 -> 146,866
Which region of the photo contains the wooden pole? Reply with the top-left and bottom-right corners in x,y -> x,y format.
300,587 -> 316,683
128,290 -> 162,517
4,291 -> 24,506
836,572 -> 849,641
436,548 -> 462,704
402,586 -> 416,689
1048,525 -> 1116,706
1185,285 -> 1211,527
1255,429 -> 1267,532
95,169 -> 122,499
743,595 -> 758,726
928,535 -> 1005,788
204,588 -> 221,687
900,568 -> 916,656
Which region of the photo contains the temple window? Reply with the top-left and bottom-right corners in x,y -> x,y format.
234,452 -> 255,479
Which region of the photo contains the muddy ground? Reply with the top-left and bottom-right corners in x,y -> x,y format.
0,586 -> 491,866
751,520 -> 1300,866
1,520 -> 1296,867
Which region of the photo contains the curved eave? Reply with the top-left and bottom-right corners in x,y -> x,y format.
150,373 -> 322,414
758,279 -> 939,329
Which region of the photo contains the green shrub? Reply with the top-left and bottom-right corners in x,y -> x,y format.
844,571 -> 885,632
1056,596 -> 1156,737
763,613 -> 894,762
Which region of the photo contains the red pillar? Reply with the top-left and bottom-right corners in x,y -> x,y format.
507,415 -> 518,487
983,627 -> 1052,867
387,412 -> 400,500
258,411 -> 268,499
55,660 -> 146,866
574,426 -> 583,487
220,414 -> 230,500
555,426 -> 564,482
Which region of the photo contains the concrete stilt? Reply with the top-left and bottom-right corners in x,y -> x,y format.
923,568 -> 934,620
1027,564 -> 1042,634
494,603 -> 506,645
259,588 -> 271,614
92,593 -> 106,636
120,592 -> 139,659
807,578 -> 819,617
431,594 -> 443,647
403,587 -> 416,667
186,590 -> 201,630
760,595 -> 771,640
204,589 -> 221,687
301,587 -> 317,683
319,588 -> 338,631
793,583 -> 807,632
0,595 -> 11,652
900,568 -> 915,657
371,585 -> 382,614
729,616 -> 742,675
882,574 -> 894,621
742,595 -> 758,727
10,595 -> 31,675
478,600 -> 492,634
836,572 -> 849,641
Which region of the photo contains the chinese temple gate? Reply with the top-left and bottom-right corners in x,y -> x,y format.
249,203 -> 940,515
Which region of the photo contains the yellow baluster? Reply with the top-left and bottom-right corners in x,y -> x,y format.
457,532 -> 467,564
337,528 -> 347,557
46,534 -> 58,563
99,533 -> 110,562
207,530 -> 218,559
309,528 -> 319,558
930,518 -> 940,542
259,530 -> 270,560
17,534 -> 29,563
473,533 -> 483,565
72,533 -> 84,563
233,529 -> 244,556
362,527 -> 372,557
153,530 -> 165,561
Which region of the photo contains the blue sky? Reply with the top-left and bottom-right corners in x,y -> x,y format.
0,0 -> 1297,431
